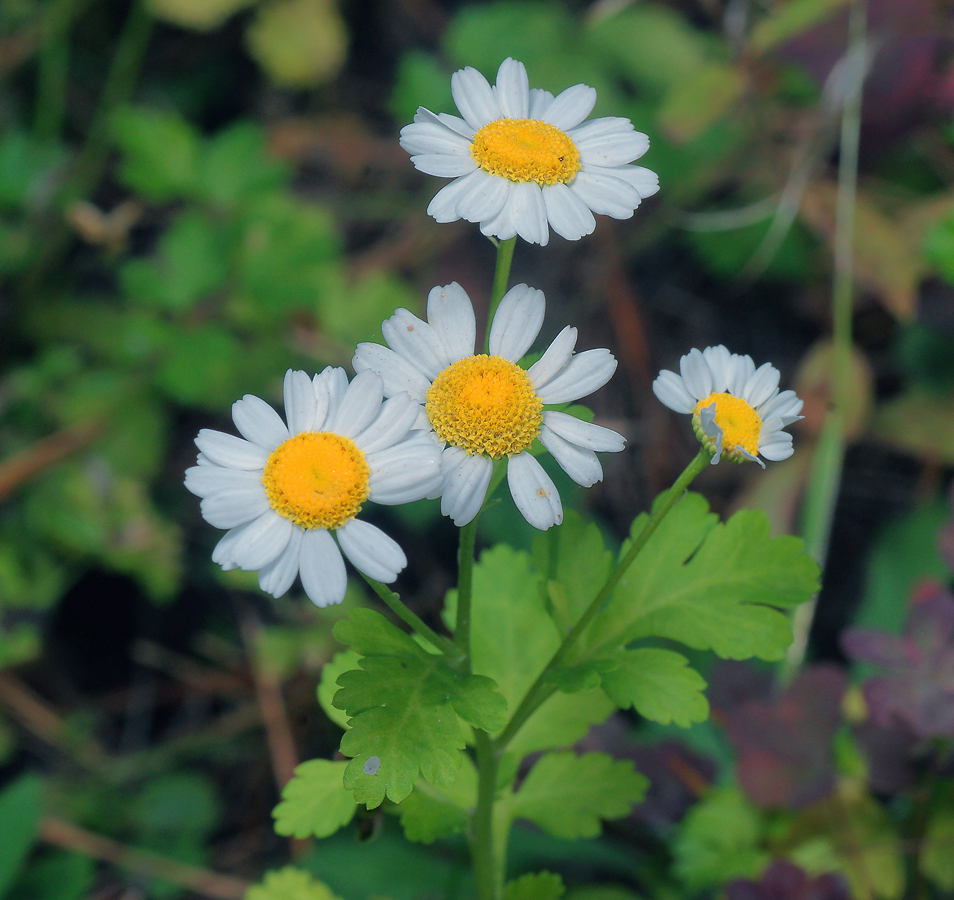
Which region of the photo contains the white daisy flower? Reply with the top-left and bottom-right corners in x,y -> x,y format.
353,282 -> 625,530
399,57 -> 659,246
652,345 -> 804,467
184,368 -> 443,607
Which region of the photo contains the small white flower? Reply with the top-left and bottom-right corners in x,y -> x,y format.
652,345 -> 804,467
184,368 -> 443,607
400,57 -> 658,246
353,282 -> 625,530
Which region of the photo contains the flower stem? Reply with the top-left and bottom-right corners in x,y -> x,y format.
455,518 -> 478,665
359,573 -> 458,659
485,237 -> 517,352
473,729 -> 502,900
784,0 -> 867,680
493,447 -> 711,752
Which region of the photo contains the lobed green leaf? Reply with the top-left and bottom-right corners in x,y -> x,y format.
272,760 -> 356,840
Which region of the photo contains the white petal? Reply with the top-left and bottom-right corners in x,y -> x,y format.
479,201 -> 517,240
652,370 -> 696,414
426,171 -> 485,223
569,170 -> 641,218
353,343 -> 431,401
489,284 -> 545,362
743,362 -> 781,409
456,170 -> 512,225
699,402 -> 723,465
427,282 -> 476,362
382,309 -> 451,380
299,528 -> 347,608
679,348 -> 712,400
542,83 -> 597,130
539,425 -> 603,487
509,181 -> 550,246
368,432 -> 444,504
199,483 -> 270,529
701,346 -> 733,392
507,453 -> 563,530
185,465 -> 262,499
258,527 -> 303,598
527,326 -> 577,389
352,392 -> 420,455
212,528 -> 244,569
529,87 -> 554,117
284,369 -> 317,436
195,430 -> 270,470
315,367 -> 349,425
542,411 -> 625,452
411,153 -> 478,178
759,389 -> 803,421
727,354 -> 756,396
577,129 -> 650,167
409,106 -> 474,139
536,349 -> 617,404
231,394 -> 289,450
451,66 -> 501,130
227,511 -> 294,571
399,119 -> 473,155
441,454 -> 493,526
493,57 -> 529,119
586,163 -> 658,198
331,370 -> 384,437
542,183 -> 596,241
337,519 -> 407,584
759,432 -> 795,461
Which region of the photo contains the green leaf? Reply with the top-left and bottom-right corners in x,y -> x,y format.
245,867 -> 344,900
0,775 -> 43,898
919,807 -> 954,890
397,754 -> 477,844
532,510 -> 612,633
508,752 -> 647,839
7,851 -> 95,900
147,0 -> 253,31
600,648 -> 709,727
673,786 -> 767,890
317,651 -> 361,730
751,0 -> 852,53
153,326 -> 243,409
200,123 -> 290,206
111,106 -> 200,201
586,492 -> 819,662
333,609 -> 506,807
658,63 -> 746,143
505,872 -> 565,900
272,760 -> 357,840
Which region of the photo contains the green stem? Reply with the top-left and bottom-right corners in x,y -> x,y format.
455,518 -> 478,665
472,729 -> 502,900
784,0 -> 866,679
34,0 -> 77,142
359,573 -> 458,659
493,447 -> 711,751
485,237 -> 517,352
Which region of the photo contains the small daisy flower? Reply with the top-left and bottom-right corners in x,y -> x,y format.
353,282 -> 625,530
184,368 -> 443,607
399,57 -> 659,246
652,346 -> 804,467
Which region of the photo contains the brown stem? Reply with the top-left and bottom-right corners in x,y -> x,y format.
40,817 -> 250,900
0,420 -> 102,502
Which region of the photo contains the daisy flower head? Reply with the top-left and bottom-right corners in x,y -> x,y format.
399,57 -> 659,246
652,346 -> 804,467
184,368 -> 443,608
353,282 -> 626,530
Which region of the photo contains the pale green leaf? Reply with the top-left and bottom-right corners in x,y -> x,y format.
586,492 -> 819,662
919,807 -> 954,890
0,775 -> 42,898
532,510 -> 612,633
751,0 -> 852,53
673,786 -> 767,890
508,752 -> 647,839
272,760 -> 356,839
397,754 -> 477,844
505,872 -> 565,900
317,650 -> 360,730
147,0 -> 253,31
601,648 -> 708,727
245,867 -> 343,900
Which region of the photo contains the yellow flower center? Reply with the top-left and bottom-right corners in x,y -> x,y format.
262,432 -> 370,530
471,118 -> 581,186
426,355 -> 543,458
694,392 -> 763,458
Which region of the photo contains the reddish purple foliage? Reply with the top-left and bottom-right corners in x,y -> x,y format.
727,860 -> 851,900
842,581 -> 954,739
724,665 -> 848,809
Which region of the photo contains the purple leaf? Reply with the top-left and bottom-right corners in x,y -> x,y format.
727,860 -> 851,900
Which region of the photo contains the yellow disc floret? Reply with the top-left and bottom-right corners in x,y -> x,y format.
692,392 -> 762,461
426,355 -> 543,458
262,432 -> 370,530
471,118 -> 581,186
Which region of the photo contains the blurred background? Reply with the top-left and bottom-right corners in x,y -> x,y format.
1,0 -> 953,898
